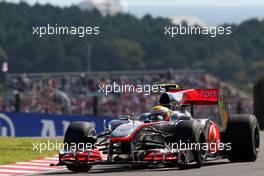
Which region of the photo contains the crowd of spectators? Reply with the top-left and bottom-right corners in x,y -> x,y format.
0,70 -> 253,117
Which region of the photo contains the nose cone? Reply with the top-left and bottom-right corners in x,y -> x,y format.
111,121 -> 142,138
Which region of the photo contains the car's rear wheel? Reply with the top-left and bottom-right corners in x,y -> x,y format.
174,120 -> 206,169
227,114 -> 260,162
64,121 -> 97,172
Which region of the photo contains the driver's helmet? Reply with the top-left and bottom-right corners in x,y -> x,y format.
149,105 -> 172,121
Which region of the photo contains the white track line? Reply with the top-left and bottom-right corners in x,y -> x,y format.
0,155 -> 62,176
0,165 -> 54,170
44,157 -> 58,160
0,169 -> 34,174
28,159 -> 56,163
24,168 -> 67,176
15,162 -> 53,166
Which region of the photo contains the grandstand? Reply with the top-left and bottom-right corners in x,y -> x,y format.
0,69 -> 253,117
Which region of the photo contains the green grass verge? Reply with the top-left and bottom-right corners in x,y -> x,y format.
0,137 -> 62,165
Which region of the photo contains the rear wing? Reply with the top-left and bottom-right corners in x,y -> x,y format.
159,88 -> 229,129
169,89 -> 219,105
159,84 -> 219,104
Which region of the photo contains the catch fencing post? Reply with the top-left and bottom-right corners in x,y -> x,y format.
254,77 -> 264,130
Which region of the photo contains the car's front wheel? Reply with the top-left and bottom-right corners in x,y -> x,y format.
174,120 -> 206,169
64,121 -> 97,172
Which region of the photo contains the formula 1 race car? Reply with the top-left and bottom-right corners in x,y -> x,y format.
52,85 -> 260,172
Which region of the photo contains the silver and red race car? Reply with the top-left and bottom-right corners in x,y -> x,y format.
52,85 -> 260,172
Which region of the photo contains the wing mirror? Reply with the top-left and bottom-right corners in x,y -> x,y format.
103,119 -> 108,132
118,115 -> 130,120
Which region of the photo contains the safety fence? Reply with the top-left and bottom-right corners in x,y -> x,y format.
0,112 -> 112,137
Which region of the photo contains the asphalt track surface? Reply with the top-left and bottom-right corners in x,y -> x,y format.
42,132 -> 264,176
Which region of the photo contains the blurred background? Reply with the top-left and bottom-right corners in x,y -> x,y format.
0,0 -> 264,137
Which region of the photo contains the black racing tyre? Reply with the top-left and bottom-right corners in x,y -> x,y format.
66,164 -> 92,173
174,120 -> 206,169
64,121 -> 97,172
227,114 -> 260,162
